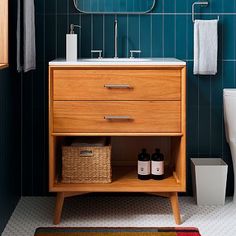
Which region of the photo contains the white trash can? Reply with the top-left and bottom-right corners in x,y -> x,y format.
191,158 -> 228,206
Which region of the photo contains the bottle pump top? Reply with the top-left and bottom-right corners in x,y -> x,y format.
70,24 -> 81,34
141,148 -> 147,153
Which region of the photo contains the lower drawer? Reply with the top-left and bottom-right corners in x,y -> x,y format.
53,101 -> 181,133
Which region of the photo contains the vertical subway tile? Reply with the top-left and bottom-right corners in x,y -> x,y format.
81,15 -> 92,58
176,15 -> 187,60
104,15 -> 115,58
176,0 -> 188,13
140,15 -> 151,57
198,75 -> 211,155
210,0 -> 223,13
32,62 -> 46,195
128,15 -> 140,55
223,61 -> 235,89
223,0 -> 235,13
186,15 -> 194,60
45,15 -> 56,61
35,0 -> 45,14
222,15 -> 236,60
164,0 -> 176,13
117,15 -> 128,58
163,15 -> 175,57
218,18 -> 223,61
45,0 -> 57,14
35,15 -> 45,62
211,62 -> 223,156
92,15 -> 103,52
56,15 -> 68,58
56,0 -> 68,14
22,74 -> 34,195
186,62 -> 199,154
152,15 -> 163,57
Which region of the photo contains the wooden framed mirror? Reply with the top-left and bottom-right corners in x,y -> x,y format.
0,0 -> 8,69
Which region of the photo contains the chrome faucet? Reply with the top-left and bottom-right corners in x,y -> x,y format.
114,19 -> 118,58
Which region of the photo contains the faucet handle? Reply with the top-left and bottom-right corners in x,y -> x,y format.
91,50 -> 103,59
130,50 -> 141,59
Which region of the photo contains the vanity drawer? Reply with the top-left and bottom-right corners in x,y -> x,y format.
52,69 -> 181,101
53,101 -> 181,133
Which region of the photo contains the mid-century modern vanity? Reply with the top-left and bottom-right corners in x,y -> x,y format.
48,58 -> 186,225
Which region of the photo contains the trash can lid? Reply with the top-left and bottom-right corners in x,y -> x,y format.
191,158 -> 227,166
224,89 -> 236,97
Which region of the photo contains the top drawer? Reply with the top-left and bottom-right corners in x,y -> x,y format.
52,69 -> 181,101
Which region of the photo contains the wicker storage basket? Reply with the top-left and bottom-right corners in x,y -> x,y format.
62,145 -> 112,183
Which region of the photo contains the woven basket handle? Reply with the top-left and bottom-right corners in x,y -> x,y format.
79,148 -> 94,157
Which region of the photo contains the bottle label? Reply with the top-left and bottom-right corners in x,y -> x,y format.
151,161 -> 164,175
138,161 -> 150,175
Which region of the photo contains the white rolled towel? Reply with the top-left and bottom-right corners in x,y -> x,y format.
194,20 -> 218,75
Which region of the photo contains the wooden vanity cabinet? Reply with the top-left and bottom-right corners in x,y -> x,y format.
49,65 -> 186,225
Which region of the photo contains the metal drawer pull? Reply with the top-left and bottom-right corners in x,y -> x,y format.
104,84 -> 133,89
104,115 -> 133,120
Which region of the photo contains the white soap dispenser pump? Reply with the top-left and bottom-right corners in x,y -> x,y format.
66,24 -> 81,61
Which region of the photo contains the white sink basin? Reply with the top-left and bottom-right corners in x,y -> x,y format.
49,58 -> 186,66
82,58 -> 154,62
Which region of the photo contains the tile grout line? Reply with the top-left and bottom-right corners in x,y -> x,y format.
36,12 -> 236,16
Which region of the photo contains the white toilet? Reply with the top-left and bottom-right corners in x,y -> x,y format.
224,89 -> 236,202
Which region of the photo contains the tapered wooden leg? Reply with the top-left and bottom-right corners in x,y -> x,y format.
169,192 -> 181,225
54,192 -> 65,225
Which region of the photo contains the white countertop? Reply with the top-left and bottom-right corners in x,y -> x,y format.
49,58 -> 186,66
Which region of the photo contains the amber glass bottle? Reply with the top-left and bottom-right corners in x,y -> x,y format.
138,149 -> 151,180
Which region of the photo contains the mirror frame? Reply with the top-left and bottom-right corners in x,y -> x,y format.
73,0 -> 156,14
0,0 -> 8,69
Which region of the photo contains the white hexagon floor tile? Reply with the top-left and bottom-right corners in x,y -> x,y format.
2,195 -> 236,236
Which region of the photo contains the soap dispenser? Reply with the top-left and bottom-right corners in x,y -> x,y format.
66,24 -> 81,61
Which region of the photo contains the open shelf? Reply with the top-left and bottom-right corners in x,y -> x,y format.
52,166 -> 182,192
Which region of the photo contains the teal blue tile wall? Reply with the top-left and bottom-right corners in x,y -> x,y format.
0,0 -> 21,233
22,0 -> 236,196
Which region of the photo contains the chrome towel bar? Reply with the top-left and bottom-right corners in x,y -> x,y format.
192,1 -> 220,23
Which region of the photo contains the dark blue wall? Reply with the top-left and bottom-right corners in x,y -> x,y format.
0,0 -> 21,232
22,0 -> 236,196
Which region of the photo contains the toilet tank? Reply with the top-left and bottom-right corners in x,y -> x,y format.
224,89 -> 236,143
